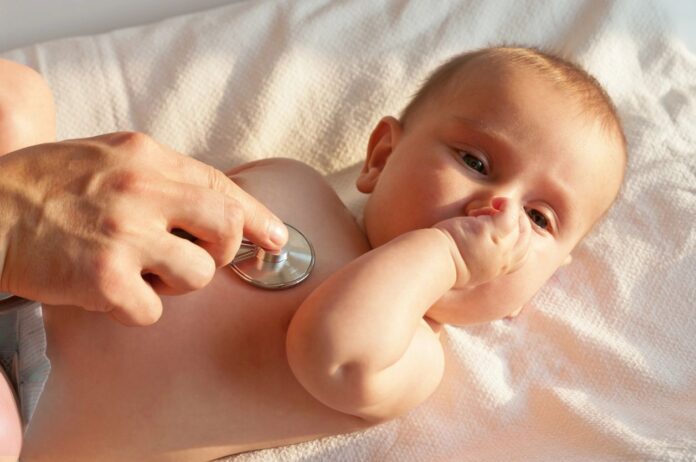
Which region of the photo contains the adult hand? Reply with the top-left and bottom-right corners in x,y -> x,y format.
0,132 -> 288,326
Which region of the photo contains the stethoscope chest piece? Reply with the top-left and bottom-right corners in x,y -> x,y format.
229,223 -> 315,290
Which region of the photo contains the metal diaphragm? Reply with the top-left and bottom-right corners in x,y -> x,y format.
229,223 -> 315,290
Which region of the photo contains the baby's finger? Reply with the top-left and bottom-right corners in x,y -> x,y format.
491,197 -> 520,235
516,209 -> 531,244
511,212 -> 532,270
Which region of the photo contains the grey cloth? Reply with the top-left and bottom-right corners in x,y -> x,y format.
0,297 -> 50,430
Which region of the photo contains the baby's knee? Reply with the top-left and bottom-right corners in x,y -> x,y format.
0,59 -> 56,153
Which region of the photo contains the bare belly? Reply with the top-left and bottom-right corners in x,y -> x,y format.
21,160 -> 373,461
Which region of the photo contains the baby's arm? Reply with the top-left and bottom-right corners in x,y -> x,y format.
286,198 -> 529,422
286,228 -> 454,422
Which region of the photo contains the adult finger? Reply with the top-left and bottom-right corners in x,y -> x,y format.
140,232 -> 217,295
158,180 -> 244,266
106,275 -> 164,326
151,142 -> 288,249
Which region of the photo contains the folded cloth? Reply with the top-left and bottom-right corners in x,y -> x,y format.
2,0 -> 695,460
0,299 -> 50,431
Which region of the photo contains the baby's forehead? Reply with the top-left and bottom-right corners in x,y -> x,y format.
451,58 -> 625,149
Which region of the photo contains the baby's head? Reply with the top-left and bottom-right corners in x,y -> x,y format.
356,46 -> 626,324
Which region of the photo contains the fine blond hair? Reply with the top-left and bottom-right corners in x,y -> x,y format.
400,46 -> 627,155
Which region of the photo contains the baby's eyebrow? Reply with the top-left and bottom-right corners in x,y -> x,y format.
450,115 -> 515,153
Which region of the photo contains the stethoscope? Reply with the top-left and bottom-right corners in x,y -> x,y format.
174,222 -> 315,290
0,223 -> 315,310
228,223 -> 315,290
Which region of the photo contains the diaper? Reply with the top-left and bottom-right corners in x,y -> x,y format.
0,297 -> 51,431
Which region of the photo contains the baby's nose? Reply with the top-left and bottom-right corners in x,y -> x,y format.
466,197 -> 508,217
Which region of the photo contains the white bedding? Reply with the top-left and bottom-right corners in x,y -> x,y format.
3,0 -> 695,460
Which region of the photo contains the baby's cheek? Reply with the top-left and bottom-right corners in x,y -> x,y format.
483,266 -> 551,315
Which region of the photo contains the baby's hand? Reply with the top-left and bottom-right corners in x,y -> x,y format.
434,197 -> 531,288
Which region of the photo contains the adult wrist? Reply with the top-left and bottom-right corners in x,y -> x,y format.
0,168 -> 20,294
0,218 -> 12,295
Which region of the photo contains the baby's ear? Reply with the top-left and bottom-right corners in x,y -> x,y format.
562,254 -> 573,266
356,116 -> 402,193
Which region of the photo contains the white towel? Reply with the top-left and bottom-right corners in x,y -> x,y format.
2,0 -> 695,460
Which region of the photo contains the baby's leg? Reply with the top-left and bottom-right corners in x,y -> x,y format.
0,60 -> 56,460
0,365 -> 21,461
0,59 -> 56,155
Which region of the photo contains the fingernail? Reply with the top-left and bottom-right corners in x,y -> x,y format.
269,221 -> 288,247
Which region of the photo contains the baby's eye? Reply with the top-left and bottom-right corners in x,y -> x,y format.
526,208 -> 549,230
459,151 -> 488,175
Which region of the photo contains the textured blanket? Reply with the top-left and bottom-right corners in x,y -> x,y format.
3,0 -> 695,460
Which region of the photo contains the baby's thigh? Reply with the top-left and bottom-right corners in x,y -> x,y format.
0,59 -> 56,155
0,366 -> 22,460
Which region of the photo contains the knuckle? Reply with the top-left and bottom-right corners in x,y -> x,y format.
99,215 -> 124,237
470,218 -> 484,229
79,141 -> 107,161
90,251 -> 125,305
104,168 -> 148,195
105,131 -> 152,152
90,248 -> 116,279
225,198 -> 245,228
205,163 -> 227,192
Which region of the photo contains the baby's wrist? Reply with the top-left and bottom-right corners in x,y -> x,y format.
430,227 -> 471,289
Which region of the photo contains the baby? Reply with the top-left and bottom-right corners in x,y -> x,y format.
0,46 -> 625,461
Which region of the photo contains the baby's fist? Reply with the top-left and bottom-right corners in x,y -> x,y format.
434,197 -> 530,288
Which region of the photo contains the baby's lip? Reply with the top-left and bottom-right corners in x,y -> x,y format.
466,197 -> 508,217
468,206 -> 500,217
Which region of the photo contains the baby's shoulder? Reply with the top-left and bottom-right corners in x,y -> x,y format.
226,157 -> 323,180
226,158 -> 367,258
226,158 -> 333,204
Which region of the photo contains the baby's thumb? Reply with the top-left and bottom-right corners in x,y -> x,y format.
491,197 -> 520,234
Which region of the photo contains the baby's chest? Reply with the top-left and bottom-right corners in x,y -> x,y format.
155,190 -> 370,446
34,161 -> 372,456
